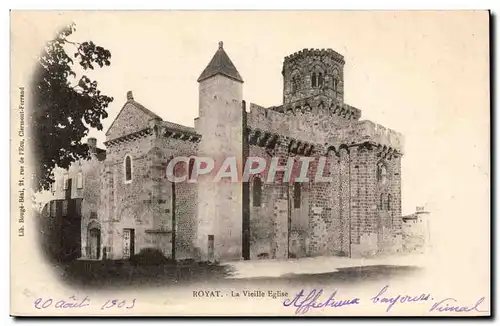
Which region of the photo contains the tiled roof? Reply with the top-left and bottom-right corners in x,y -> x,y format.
106,92 -> 200,142
197,41 -> 243,83
162,121 -> 198,135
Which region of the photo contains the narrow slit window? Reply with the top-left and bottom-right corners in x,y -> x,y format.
292,75 -> 300,93
125,155 -> 132,182
377,162 -> 388,184
188,158 -> 195,180
294,182 -> 301,209
318,73 -> 324,87
253,177 -> 262,207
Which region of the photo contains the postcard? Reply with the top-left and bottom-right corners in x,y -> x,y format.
10,10 -> 490,316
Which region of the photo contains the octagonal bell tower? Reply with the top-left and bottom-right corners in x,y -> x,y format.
282,48 -> 345,104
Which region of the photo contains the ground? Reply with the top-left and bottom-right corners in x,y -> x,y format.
55,253 -> 426,289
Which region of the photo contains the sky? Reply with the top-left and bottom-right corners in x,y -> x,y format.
12,11 -> 489,220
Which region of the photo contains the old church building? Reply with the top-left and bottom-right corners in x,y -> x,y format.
46,42 -> 405,262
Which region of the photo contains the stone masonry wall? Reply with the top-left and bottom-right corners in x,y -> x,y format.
350,145 -> 379,257
245,96 -> 406,260
102,125 -> 199,260
248,145 -> 274,259
79,157 -> 104,259
49,151 -> 104,259
348,144 -> 403,257
106,101 -> 156,140
156,135 -> 198,260
104,134 -> 155,259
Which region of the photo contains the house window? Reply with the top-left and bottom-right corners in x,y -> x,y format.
77,172 -> 83,189
293,182 -> 301,209
63,174 -> 69,190
318,73 -> 324,87
312,73 -> 317,88
380,193 -> 385,210
124,155 -> 133,183
253,177 -> 262,207
387,194 -> 392,211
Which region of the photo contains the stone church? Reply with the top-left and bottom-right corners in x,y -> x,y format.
47,42 -> 404,262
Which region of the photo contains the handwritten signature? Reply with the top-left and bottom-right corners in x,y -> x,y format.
429,297 -> 488,313
282,289 -> 360,315
370,285 -> 431,312
283,285 -> 487,314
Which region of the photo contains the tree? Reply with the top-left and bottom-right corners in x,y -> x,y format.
30,23 -> 113,192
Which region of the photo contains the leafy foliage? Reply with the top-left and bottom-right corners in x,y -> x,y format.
30,23 -> 113,192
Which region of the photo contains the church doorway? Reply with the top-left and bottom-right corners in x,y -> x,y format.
123,228 -> 135,259
207,235 -> 215,262
88,228 -> 101,260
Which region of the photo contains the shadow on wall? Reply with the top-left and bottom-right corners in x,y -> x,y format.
37,199 -> 82,264
36,210 -> 236,289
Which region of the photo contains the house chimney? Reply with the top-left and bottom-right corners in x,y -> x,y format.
127,91 -> 134,101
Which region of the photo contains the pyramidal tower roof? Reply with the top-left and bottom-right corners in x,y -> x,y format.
197,41 -> 244,83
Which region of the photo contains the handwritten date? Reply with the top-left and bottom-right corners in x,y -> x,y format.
101,299 -> 136,310
33,296 -> 135,310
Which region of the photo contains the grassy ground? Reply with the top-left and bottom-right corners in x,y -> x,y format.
57,259 -> 236,289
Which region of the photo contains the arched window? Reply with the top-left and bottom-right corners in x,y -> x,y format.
291,71 -> 301,94
380,193 -> 385,210
387,194 -> 392,211
333,78 -> 339,92
377,162 -> 388,184
291,75 -> 301,93
294,182 -> 301,209
253,177 -> 262,207
124,155 -> 132,183
311,65 -> 325,88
